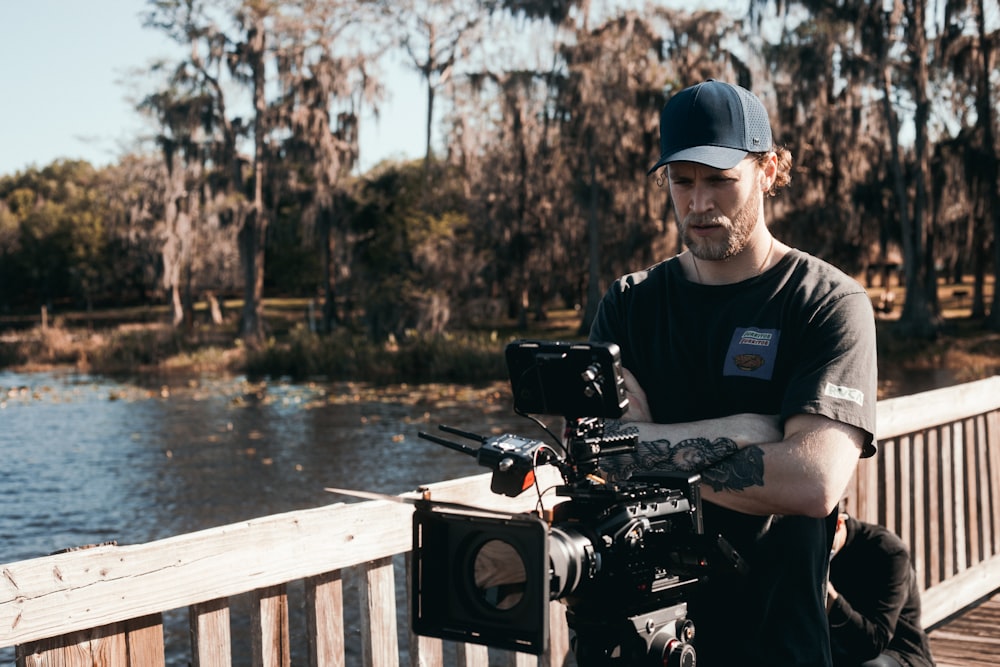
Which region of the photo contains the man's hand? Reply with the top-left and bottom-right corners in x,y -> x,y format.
826,580 -> 839,612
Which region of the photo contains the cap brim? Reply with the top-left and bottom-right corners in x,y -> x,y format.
647,145 -> 748,174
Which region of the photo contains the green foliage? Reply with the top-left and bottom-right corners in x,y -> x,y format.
245,324 -> 508,384
0,161 -> 113,310
349,159 -> 480,339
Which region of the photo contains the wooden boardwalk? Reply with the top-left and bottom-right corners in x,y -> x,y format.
930,588 -> 1000,666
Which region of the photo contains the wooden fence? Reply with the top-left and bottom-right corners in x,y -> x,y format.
1,376 -> 999,666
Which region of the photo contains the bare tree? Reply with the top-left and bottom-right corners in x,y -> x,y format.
388,0 -> 490,169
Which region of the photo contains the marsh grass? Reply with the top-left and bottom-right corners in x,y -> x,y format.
243,325 -> 511,384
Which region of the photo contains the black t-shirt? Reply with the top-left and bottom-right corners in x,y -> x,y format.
588,249 -> 878,666
829,517 -> 936,667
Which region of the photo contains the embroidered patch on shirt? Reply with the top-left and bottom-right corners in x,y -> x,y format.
825,382 -> 865,406
723,327 -> 780,380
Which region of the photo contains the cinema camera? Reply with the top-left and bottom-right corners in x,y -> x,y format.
412,340 -> 746,667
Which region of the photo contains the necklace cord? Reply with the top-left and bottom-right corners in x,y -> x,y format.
691,236 -> 774,284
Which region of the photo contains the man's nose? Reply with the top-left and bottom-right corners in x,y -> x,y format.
689,184 -> 714,213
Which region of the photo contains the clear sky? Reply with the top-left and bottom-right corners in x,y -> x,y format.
0,0 -> 425,177
0,1 -> 754,178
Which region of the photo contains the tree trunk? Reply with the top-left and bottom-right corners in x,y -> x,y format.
976,0 -> 1000,330
578,134 -> 601,337
239,22 -> 268,347
320,211 -> 339,333
882,5 -> 936,338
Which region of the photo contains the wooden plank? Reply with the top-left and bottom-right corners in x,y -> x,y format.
409,632 -> 443,667
976,415 -> 992,561
877,376 -> 1000,439
124,614 -> 165,667
990,411 -> 1000,556
921,554 -> 1000,627
966,419 -> 983,567
883,440 -> 896,530
405,556 -> 442,667
358,557 -> 398,667
911,432 -> 927,587
0,470 -> 561,648
543,600 -> 571,667
953,425 -> 969,574
929,588 -> 1000,667
15,622 -> 129,667
250,584 -> 290,667
305,570 -> 345,667
942,426 -> 957,578
854,446 -> 880,524
190,597 -> 232,667
926,427 -> 943,588
899,435 -> 913,550
457,641 -> 488,666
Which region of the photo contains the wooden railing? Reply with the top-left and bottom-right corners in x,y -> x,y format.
845,375 -> 1000,628
2,376 -> 999,666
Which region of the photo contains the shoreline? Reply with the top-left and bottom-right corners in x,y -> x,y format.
2,316 -> 999,401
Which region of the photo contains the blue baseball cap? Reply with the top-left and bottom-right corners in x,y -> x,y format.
648,79 -> 773,174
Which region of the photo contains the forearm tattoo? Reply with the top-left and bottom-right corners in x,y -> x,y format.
599,422 -> 765,492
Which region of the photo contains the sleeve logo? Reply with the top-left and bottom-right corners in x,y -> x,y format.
824,382 -> 865,406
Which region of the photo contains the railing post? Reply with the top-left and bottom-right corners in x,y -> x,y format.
190,597 -> 232,667
305,570 -> 346,667
250,584 -> 290,667
359,557 -> 399,667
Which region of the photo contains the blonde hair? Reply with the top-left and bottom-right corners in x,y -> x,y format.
754,146 -> 793,197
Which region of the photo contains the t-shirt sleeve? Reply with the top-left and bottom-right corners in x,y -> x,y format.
589,280 -> 636,369
782,290 -> 878,456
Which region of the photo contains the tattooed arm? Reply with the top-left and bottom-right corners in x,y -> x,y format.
603,369 -> 865,518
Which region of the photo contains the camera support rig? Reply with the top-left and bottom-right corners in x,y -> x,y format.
411,341 -> 745,666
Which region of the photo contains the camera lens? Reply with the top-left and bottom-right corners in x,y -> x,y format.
549,525 -> 599,599
472,539 -> 527,610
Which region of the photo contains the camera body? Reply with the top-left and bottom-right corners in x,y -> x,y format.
412,340 -> 745,666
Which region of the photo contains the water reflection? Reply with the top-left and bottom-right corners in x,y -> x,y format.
1,372 -> 534,562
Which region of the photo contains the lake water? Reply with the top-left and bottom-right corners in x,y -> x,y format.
0,370 -> 535,665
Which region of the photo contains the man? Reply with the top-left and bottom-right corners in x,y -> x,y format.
828,513 -> 936,666
589,79 -> 878,665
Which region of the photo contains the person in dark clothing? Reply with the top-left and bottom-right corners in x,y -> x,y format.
828,513 -> 937,667
590,78 -> 878,666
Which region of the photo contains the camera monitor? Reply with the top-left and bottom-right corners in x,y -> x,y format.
505,340 -> 628,418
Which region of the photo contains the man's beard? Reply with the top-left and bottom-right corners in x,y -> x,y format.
679,187 -> 761,261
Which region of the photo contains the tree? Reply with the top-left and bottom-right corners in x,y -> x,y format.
0,161 -> 115,312
389,0 -> 490,169
350,159 -> 479,339
270,0 -> 382,332
144,0 -> 280,346
968,0 -> 1000,329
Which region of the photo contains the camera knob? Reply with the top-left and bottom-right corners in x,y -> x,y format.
662,639 -> 696,667
498,457 -> 515,472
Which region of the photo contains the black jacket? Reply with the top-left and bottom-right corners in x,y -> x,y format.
828,516 -> 936,666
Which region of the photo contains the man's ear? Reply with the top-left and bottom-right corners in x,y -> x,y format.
760,152 -> 778,192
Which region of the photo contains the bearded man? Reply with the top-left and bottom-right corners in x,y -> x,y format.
589,79 -> 878,666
